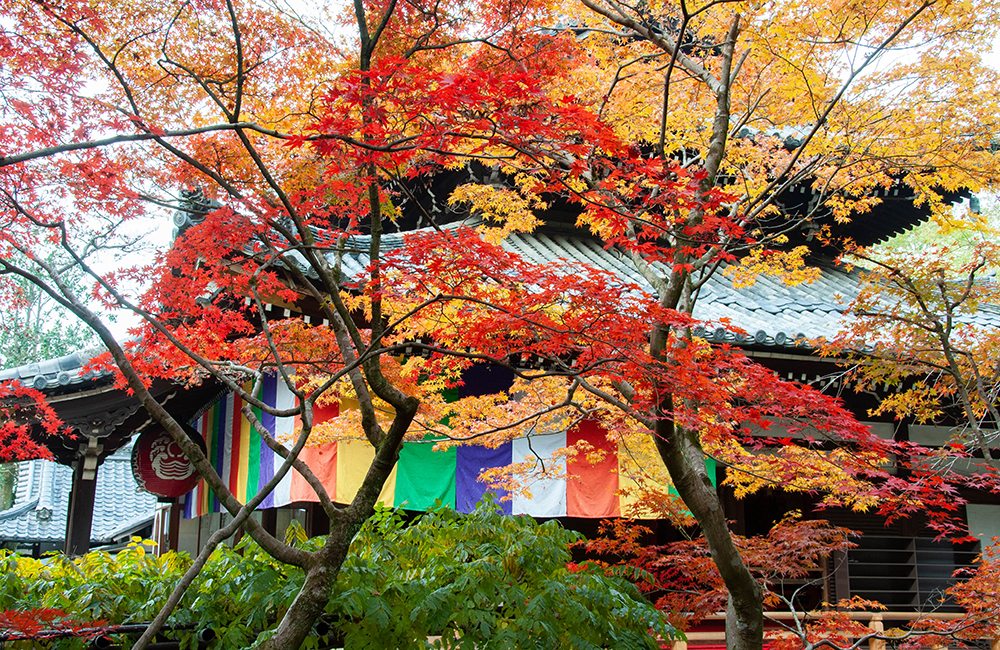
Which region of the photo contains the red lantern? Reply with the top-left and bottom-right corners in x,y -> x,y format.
131,423 -> 206,498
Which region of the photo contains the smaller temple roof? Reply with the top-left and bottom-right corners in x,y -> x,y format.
0,347 -> 112,393
0,346 -> 224,466
0,443 -> 156,546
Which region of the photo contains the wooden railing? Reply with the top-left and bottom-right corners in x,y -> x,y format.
670,612 -> 999,650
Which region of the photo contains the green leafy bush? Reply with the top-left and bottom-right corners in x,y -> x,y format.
0,502 -> 674,649
0,539 -> 193,648
331,501 -> 675,649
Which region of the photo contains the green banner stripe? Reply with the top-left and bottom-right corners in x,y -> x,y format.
394,435 -> 457,510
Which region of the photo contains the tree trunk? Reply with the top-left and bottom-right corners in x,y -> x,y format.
259,517 -> 356,650
261,556 -> 340,650
655,416 -> 764,650
259,400 -> 415,650
0,463 -> 14,510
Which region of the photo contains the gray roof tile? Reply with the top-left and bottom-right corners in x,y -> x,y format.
497,230 -> 860,347
0,444 -> 156,545
317,225 -> 870,347
0,347 -> 111,393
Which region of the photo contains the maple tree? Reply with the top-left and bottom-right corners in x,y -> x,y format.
754,540 -> 1000,650
831,240 -> 1000,471
584,513 -> 858,630
1,0 -> 1000,648
377,1 -> 1000,648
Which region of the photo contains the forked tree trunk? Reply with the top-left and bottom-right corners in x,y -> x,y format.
258,492 -> 384,649
263,557 -> 340,650
260,533 -> 350,650
259,400 -> 416,649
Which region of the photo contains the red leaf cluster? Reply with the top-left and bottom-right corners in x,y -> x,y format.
0,607 -> 107,641
0,381 -> 64,462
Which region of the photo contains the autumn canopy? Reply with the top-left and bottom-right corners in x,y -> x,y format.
1,0 -> 1000,647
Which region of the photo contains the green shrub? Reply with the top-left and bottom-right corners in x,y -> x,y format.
331,501 -> 675,649
0,502 -> 674,649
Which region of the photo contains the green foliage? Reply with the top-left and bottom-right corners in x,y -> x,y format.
1,540 -> 173,618
0,505 -> 673,649
330,500 -> 674,649
0,539 -> 192,649
0,536 -> 302,649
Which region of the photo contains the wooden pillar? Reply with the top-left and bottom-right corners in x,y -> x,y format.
64,460 -> 98,556
832,549 -> 851,602
305,503 -> 329,537
868,613 -> 885,650
262,508 -> 277,537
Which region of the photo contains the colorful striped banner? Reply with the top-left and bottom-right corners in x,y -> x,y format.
182,377 -> 714,519
183,375 -> 297,517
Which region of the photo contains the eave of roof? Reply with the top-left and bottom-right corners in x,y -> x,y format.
0,347 -> 113,393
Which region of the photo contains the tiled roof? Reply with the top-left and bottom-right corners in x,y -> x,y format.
501,229 -> 860,347
313,224 -> 1000,348
0,443 -> 156,545
0,347 -> 111,392
307,225 -> 868,347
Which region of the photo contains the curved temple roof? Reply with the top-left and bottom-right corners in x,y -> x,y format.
0,347 -> 111,393
502,229 -> 861,348
301,223 -> 901,348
